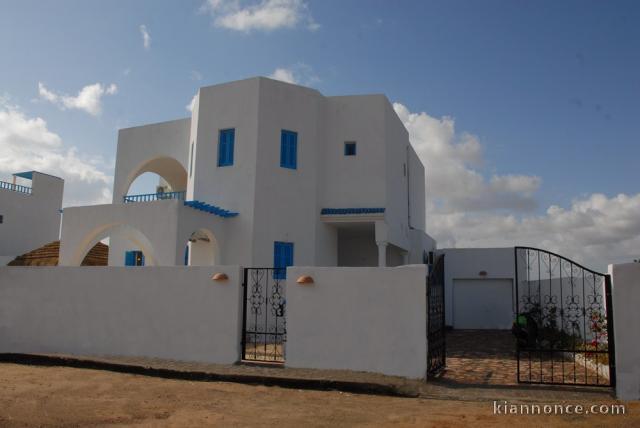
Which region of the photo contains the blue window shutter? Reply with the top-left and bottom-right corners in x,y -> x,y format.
290,133 -> 297,169
228,130 -> 234,165
286,242 -> 293,267
139,252 -> 145,266
280,132 -> 287,167
280,130 -> 297,169
125,251 -> 134,266
218,133 -> 224,166
344,142 -> 356,156
218,129 -> 234,167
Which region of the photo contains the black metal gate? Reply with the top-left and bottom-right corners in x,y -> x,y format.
427,255 -> 446,377
515,247 -> 615,387
241,268 -> 286,363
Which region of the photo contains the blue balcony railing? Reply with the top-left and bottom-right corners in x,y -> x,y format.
0,180 -> 32,194
123,190 -> 186,203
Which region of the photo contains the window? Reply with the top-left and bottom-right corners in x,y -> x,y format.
218,129 -> 235,167
280,130 -> 297,169
125,250 -> 145,266
0,214 -> 3,224
273,241 -> 294,279
344,142 -> 356,156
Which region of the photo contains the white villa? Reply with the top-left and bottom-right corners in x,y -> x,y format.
58,77 -> 436,270
2,78 -> 637,399
0,171 -> 64,265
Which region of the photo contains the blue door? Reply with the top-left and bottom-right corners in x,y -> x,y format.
273,241 -> 293,279
125,250 -> 145,266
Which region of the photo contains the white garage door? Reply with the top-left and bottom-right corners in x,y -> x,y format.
453,279 -> 513,330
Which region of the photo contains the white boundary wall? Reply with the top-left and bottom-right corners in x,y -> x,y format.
0,266 -> 242,364
285,265 -> 427,379
609,262 -> 640,400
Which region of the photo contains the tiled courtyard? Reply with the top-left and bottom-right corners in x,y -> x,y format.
441,329 -> 519,386
441,329 -> 611,387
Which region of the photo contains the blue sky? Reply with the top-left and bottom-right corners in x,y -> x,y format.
1,0 -> 638,269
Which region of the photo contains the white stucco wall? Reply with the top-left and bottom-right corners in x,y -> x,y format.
408,229 -> 436,265
0,172 -> 63,261
69,77 -> 431,269
285,265 -> 428,379
438,248 -> 515,328
112,118 -> 191,203
383,100 -> 412,252
609,262 -> 640,400
0,266 -> 243,364
252,79 -> 325,267
60,199 -> 230,266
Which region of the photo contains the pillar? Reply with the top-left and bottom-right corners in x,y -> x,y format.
377,241 -> 388,267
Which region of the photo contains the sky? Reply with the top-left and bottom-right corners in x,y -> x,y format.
0,0 -> 638,270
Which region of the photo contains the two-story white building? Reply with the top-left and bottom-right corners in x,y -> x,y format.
59,77 -> 436,270
0,171 -> 64,265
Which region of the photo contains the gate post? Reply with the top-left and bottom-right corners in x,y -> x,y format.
609,262 -> 640,400
604,274 -> 617,388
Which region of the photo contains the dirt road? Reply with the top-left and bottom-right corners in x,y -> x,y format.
0,363 -> 636,427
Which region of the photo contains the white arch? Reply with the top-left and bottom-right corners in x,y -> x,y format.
120,156 -> 188,200
70,222 -> 158,267
184,228 -> 219,266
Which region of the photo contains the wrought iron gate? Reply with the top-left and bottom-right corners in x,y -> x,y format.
515,247 -> 615,387
241,268 -> 287,363
427,255 -> 446,377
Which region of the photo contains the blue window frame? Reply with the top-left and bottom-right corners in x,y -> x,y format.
344,141 -> 356,156
280,130 -> 297,169
273,241 -> 294,279
125,250 -> 144,266
218,129 -> 235,167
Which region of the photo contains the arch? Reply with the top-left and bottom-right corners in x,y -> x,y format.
122,156 -> 188,198
69,222 -> 158,267
184,228 -> 219,266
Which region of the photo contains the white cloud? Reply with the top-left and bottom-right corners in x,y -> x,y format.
191,70 -> 203,81
269,67 -> 296,84
0,101 -> 112,206
139,24 -> 151,50
186,93 -> 198,112
38,82 -> 118,116
268,63 -> 319,86
394,102 -> 640,270
202,0 -> 319,32
394,102 -> 540,213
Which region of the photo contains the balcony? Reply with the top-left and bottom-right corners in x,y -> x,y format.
123,190 -> 186,203
0,180 -> 32,195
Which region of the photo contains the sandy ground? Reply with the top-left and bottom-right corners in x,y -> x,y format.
0,363 -> 637,427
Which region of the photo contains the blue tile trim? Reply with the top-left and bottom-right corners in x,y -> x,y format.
320,208 -> 385,215
184,200 -> 238,218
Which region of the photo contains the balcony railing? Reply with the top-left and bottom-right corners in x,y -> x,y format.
123,190 -> 186,203
0,180 -> 32,194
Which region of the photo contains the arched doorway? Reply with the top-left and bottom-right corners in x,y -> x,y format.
70,223 -> 158,267
183,228 -> 218,266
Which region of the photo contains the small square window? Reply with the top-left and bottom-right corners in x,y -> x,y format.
344,142 -> 356,156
